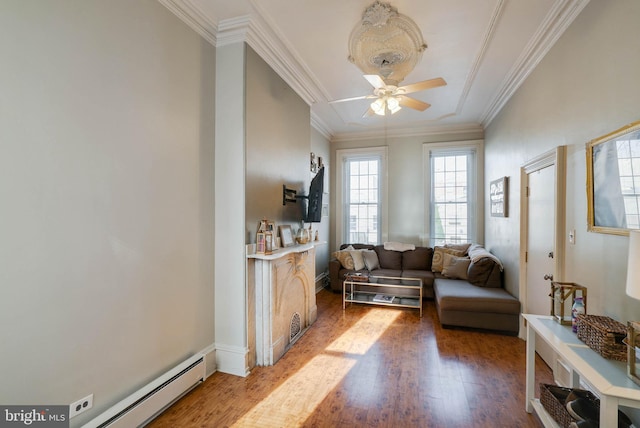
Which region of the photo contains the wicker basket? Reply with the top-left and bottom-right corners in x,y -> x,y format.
576,314 -> 627,361
539,384 -> 599,428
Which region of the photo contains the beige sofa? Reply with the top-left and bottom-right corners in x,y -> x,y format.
328,243 -> 521,334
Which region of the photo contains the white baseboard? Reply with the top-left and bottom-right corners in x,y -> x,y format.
214,343 -> 250,377
200,344 -> 217,379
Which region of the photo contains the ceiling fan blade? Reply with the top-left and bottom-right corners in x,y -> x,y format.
328,94 -> 375,104
362,107 -> 376,118
399,77 -> 446,94
363,74 -> 386,89
398,95 -> 430,111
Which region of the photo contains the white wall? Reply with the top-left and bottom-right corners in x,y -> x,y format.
485,0 -> 640,321
0,1 -> 215,425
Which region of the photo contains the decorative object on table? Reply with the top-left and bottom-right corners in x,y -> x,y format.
373,294 -> 394,303
314,230 -> 319,241
278,225 -> 295,248
571,297 -> 585,333
576,314 -> 627,361
625,321 -> 640,386
624,229 -> 640,383
256,232 -> 266,254
490,176 -> 508,217
345,273 -> 369,282
539,384 -> 599,428
296,224 -> 310,244
264,231 -> 273,254
550,281 -> 587,325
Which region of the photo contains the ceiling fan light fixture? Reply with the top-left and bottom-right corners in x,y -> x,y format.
371,98 -> 386,116
387,96 -> 401,114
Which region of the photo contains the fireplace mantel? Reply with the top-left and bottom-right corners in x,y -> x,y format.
246,242 -> 323,367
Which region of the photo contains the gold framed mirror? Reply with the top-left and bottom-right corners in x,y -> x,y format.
586,120 -> 640,236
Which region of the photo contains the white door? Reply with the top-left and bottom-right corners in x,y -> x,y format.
526,165 -> 556,367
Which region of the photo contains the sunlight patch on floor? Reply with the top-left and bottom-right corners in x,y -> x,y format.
230,308 -> 400,427
325,308 -> 401,355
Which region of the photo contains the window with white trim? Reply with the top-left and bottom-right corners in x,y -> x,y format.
336,148 -> 387,245
425,142 -> 482,247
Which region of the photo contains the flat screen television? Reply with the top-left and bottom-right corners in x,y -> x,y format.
305,167 -> 324,223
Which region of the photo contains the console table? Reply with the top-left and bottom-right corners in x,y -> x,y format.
523,313 -> 640,427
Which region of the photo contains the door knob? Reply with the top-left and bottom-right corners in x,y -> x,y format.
544,274 -> 554,281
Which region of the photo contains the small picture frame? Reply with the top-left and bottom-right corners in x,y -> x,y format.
490,176 -> 508,217
279,225 -> 295,247
256,232 -> 266,254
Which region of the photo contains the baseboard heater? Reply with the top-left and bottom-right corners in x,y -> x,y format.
84,354 -> 205,428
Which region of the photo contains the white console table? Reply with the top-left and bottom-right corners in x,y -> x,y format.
523,314 -> 640,427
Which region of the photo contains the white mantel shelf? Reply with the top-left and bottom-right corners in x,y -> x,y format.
246,241 -> 326,260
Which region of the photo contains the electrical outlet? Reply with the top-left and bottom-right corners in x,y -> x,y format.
70,394 -> 93,419
569,229 -> 576,245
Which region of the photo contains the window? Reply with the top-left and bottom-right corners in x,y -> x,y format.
336,148 -> 387,245
425,142 -> 482,247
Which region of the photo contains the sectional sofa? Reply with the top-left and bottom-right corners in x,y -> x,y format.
329,243 -> 521,334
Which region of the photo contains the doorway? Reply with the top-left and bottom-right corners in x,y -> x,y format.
520,147 -> 566,369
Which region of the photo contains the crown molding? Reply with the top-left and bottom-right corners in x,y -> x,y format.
158,0 -> 217,45
480,0 -> 590,126
311,112 -> 333,141
331,122 -> 484,143
216,6 -> 329,108
455,0 -> 506,116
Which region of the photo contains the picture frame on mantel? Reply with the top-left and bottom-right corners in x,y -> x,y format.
490,176 -> 508,217
279,225 -> 295,247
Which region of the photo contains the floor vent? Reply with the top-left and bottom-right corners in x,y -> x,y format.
84,354 -> 205,428
290,312 -> 302,342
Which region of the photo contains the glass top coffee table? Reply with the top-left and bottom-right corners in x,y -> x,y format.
343,274 -> 423,317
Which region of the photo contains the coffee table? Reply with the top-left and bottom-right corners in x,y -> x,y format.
343,274 -> 423,317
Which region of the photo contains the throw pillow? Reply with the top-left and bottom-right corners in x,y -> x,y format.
333,251 -> 355,269
362,249 -> 380,270
432,246 -> 465,272
441,254 -> 471,279
349,249 -> 366,271
444,242 -> 472,254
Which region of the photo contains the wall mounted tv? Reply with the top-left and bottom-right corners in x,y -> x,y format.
304,167 -> 324,223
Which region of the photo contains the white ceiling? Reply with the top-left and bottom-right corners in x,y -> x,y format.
160,0 -> 589,140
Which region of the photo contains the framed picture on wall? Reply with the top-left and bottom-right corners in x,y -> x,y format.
490,176 -> 508,217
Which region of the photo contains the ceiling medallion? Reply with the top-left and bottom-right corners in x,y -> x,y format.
348,1 -> 427,86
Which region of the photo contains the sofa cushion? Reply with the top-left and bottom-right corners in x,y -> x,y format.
362,249 -> 380,270
441,254 -> 471,280
402,247 -> 433,270
369,268 -> 402,279
432,246 -> 466,272
402,269 -> 435,288
434,278 -> 520,315
333,250 -> 354,269
467,258 -> 502,288
348,249 -> 366,270
444,242 -> 472,254
374,245 -> 402,270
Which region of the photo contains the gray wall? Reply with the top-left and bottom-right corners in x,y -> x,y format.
485,0 -> 640,321
245,46 -> 311,241
0,1 -> 215,425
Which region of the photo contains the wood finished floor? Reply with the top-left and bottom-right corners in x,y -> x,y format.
149,289 -> 552,428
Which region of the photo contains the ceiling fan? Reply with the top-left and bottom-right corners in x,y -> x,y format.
329,74 -> 446,116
